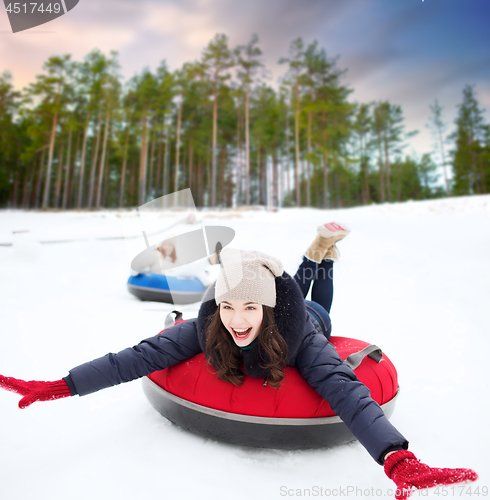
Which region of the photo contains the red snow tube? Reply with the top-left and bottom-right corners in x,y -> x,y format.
143,336 -> 399,449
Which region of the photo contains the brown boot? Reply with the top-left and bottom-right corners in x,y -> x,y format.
304,222 -> 350,263
324,243 -> 339,261
304,235 -> 338,263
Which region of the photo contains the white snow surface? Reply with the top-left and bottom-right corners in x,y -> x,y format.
0,195 -> 489,500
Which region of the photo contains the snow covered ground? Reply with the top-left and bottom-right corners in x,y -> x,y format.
0,195 -> 489,500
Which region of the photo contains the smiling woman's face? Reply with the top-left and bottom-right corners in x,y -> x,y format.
219,299 -> 264,347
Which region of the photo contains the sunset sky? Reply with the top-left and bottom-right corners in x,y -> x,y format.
1,0 -> 489,158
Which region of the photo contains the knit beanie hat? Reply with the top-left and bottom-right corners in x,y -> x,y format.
214,248 -> 284,308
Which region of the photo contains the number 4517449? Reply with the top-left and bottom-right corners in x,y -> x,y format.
5,3 -> 62,14
433,486 -> 488,496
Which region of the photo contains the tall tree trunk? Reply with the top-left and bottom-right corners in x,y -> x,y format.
54,133 -> 65,208
42,107 -> 60,208
226,155 -> 233,208
383,136 -> 392,202
181,138 -> 187,191
322,151 -> 329,208
62,128 -> 73,209
41,78 -> 63,209
11,168 -> 19,208
245,81 -> 250,206
20,167 -> 28,208
285,108 -> 291,207
211,76 -> 218,207
17,146 -> 28,208
96,105 -> 111,208
236,104 -> 241,206
34,146 -> 47,208
334,171 -> 341,208
363,157 -> 371,205
478,154 -> 486,194
397,161 -> 402,202
119,122 -> 131,208
88,108 -> 103,208
102,138 -> 111,207
437,126 -> 450,196
129,163 -> 136,201
306,107 -> 312,207
188,137 -> 193,192
138,113 -> 150,206
345,160 -> 351,206
155,115 -> 164,198
469,133 -> 478,194
359,132 -> 370,205
174,101 -> 182,193
256,145 -> 261,205
272,152 -> 279,208
197,159 -> 203,207
376,131 -> 385,202
147,115 -> 157,199
205,138 -> 211,206
294,83 -> 301,206
29,153 -> 40,208
163,118 -> 170,197
22,167 -> 33,208
77,116 -> 90,208
321,113 -> 330,208
218,145 -> 225,207
358,134 -> 365,204
68,129 -> 81,209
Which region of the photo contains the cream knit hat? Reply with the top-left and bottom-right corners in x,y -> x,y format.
214,248 -> 284,308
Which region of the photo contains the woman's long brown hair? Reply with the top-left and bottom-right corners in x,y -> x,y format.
204,305 -> 288,388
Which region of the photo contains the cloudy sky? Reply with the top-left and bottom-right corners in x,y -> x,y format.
1,0 -> 489,158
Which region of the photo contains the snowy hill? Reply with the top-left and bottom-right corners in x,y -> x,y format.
0,195 -> 489,500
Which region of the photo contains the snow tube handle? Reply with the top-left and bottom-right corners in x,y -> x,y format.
164,310 -> 184,328
345,344 -> 382,370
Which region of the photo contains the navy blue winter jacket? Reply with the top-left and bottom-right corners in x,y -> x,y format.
66,272 -> 408,464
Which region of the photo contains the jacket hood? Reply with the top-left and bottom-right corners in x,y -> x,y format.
196,271 -> 306,378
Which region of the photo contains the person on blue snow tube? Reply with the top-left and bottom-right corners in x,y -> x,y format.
131,238 -> 220,288
0,223 -> 478,500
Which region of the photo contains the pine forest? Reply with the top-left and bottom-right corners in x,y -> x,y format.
0,35 -> 488,209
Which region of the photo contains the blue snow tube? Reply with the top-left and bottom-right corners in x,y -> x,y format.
127,273 -> 207,304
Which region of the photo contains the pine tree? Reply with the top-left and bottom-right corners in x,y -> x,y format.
372,101 -> 413,202
451,85 -> 487,195
134,69 -> 158,205
308,51 -> 352,209
24,55 -> 73,208
235,34 -> 263,206
0,71 -> 21,205
353,103 -> 373,204
279,38 -> 305,206
427,100 -> 450,196
96,52 -> 121,208
202,34 -> 234,207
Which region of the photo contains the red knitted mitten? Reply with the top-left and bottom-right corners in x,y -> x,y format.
0,374 -> 72,409
384,451 -> 478,500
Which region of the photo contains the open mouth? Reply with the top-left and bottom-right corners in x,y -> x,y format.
231,327 -> 252,340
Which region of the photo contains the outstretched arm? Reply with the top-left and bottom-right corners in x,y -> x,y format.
296,330 -> 408,464
296,332 -> 477,497
0,318 -> 202,407
68,318 -> 201,396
